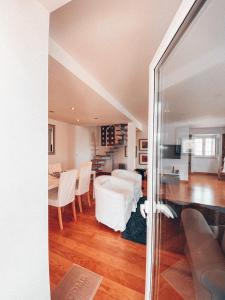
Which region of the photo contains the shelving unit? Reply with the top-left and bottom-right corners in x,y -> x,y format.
92,124 -> 128,173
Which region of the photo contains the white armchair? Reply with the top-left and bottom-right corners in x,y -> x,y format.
111,169 -> 143,208
94,175 -> 135,232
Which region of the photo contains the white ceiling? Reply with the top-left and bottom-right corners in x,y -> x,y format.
49,0 -> 181,126
38,0 -> 72,12
48,56 -> 130,125
161,0 -> 225,128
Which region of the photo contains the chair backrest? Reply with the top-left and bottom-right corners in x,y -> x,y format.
49,163 -> 62,174
94,175 -> 134,194
77,162 -> 92,195
112,169 -> 142,186
58,169 -> 78,206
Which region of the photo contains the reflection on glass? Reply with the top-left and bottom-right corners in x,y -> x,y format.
153,0 -> 225,299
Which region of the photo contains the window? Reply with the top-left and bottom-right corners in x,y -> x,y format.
182,138 -> 193,154
193,135 -> 216,157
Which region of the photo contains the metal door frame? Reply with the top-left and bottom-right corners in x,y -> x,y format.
145,0 -> 207,298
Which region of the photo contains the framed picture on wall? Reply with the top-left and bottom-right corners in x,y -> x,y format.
139,139 -> 148,151
48,124 -> 55,155
139,153 -> 148,165
125,146 -> 137,158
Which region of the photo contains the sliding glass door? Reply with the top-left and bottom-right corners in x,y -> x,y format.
146,0 -> 225,299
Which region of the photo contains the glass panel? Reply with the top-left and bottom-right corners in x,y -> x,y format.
152,0 -> 225,299
194,138 -> 203,156
205,137 -> 216,156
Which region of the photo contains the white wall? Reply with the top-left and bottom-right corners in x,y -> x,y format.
48,118 -> 75,170
48,121 -> 96,170
190,127 -> 225,173
0,1 -> 50,299
162,125 -> 189,181
74,125 -> 96,169
127,122 -> 136,170
113,147 -> 127,169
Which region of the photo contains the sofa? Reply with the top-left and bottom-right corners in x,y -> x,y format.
182,208 -> 225,300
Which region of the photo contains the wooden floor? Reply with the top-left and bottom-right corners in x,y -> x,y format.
165,173 -> 225,207
49,183 -> 146,300
156,174 -> 225,299
49,174 -> 225,299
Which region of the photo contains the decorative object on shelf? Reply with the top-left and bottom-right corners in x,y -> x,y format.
92,124 -> 128,173
139,153 -> 148,165
101,124 -> 127,146
101,125 -> 115,146
139,139 -> 148,151
48,124 -> 55,155
124,146 -> 137,158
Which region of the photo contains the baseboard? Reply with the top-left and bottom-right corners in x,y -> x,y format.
96,171 -> 111,176
180,180 -> 189,183
191,172 -> 217,176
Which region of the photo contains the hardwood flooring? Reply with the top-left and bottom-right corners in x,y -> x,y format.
49,183 -> 146,299
49,174 -> 224,299
164,173 -> 225,207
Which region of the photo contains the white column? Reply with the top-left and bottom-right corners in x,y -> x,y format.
0,1 -> 50,299
127,122 -> 136,170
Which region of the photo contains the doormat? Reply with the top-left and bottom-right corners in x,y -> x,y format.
52,264 -> 103,300
161,259 -> 195,300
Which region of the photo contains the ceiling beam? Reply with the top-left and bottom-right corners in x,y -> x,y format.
49,38 -> 143,130
38,0 -> 72,12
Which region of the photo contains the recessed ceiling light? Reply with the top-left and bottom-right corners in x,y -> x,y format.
76,119 -> 80,122
71,107 -> 75,111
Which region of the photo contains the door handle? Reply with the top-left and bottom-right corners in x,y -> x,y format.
140,203 -> 147,219
154,203 -> 175,219
140,200 -> 176,219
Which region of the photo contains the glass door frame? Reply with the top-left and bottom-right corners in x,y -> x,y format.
145,0 -> 207,299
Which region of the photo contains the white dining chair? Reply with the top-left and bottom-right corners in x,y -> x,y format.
81,161 -> 96,198
48,169 -> 78,230
48,162 -> 62,175
76,161 -> 92,213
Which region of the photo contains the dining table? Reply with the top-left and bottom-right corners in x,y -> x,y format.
48,174 -> 59,190
48,170 -> 96,198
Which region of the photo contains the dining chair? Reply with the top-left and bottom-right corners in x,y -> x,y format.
48,162 -> 62,175
76,161 -> 92,213
48,169 -> 78,230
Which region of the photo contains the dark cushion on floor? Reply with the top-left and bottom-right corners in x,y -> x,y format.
122,197 -> 147,244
